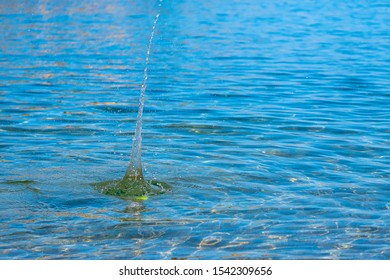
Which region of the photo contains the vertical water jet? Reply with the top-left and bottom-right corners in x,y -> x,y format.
93,0 -> 170,199
124,12 -> 161,183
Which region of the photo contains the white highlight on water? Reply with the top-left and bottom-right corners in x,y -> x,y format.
125,1 -> 162,180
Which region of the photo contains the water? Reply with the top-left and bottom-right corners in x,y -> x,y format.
126,4 -> 161,180
0,0 -> 389,259
98,0 -> 168,198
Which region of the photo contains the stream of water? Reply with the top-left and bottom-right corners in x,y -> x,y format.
126,2 -> 162,181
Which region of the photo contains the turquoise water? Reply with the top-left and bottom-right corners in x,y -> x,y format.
1,0 -> 389,259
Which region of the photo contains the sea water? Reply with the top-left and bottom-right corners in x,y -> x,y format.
0,0 -> 389,259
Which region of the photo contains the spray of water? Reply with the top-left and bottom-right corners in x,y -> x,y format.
124,10 -> 162,182
92,0 -> 170,199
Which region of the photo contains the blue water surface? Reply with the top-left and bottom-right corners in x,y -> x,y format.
0,0 -> 389,259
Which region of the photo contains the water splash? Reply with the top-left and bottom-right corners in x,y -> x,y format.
124,11 -> 161,182
94,0 -> 170,199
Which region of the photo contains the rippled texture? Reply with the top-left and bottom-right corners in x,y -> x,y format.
0,0 -> 389,259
